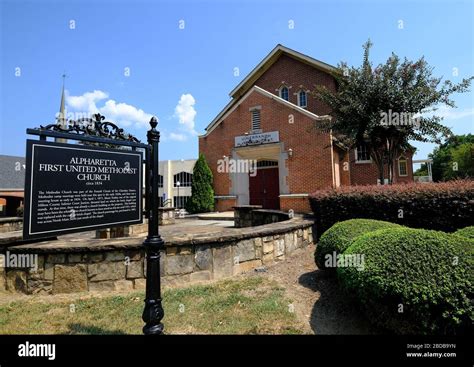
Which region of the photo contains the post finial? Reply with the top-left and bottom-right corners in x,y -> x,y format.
150,116 -> 158,129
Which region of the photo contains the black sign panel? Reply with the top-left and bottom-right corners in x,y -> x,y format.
23,140 -> 143,240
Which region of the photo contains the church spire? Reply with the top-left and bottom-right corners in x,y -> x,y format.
55,73 -> 67,143
59,74 -> 66,122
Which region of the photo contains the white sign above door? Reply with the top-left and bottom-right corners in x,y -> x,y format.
235,131 -> 279,147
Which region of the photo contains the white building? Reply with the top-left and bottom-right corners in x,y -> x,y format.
157,159 -> 196,208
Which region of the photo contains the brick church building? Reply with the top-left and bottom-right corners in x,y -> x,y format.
199,45 -> 414,213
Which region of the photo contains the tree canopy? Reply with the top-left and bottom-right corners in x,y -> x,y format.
415,134 -> 474,181
314,40 -> 473,184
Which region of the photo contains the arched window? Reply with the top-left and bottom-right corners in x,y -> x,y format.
174,171 -> 192,187
398,156 -> 408,176
297,90 -> 307,107
279,86 -> 289,101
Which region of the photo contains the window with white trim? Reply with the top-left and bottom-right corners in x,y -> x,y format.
297,90 -> 307,108
251,109 -> 261,131
398,157 -> 408,176
355,144 -> 371,162
279,86 -> 289,101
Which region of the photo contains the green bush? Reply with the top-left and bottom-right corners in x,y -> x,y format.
186,154 -> 214,214
315,219 -> 402,270
309,179 -> 474,237
16,205 -> 24,218
452,229 -> 474,290
338,227 -> 473,334
454,226 -> 474,240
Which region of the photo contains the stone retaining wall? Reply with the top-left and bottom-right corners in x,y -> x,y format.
233,206 -> 290,228
0,217 -> 23,233
1,220 -> 314,295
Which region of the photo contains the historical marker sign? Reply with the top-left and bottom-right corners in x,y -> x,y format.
23,140 -> 143,239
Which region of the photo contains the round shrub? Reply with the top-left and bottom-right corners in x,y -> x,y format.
315,219 -> 402,270
454,226 -> 474,240
338,227 -> 473,334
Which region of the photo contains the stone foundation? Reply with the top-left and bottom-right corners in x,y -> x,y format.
1,219 -> 314,294
0,217 -> 23,233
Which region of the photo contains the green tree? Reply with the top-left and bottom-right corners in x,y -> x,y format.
186,153 -> 214,213
413,164 -> 428,177
314,40 -> 473,184
430,134 -> 474,181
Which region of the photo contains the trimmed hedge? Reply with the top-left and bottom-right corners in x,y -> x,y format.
309,180 -> 474,237
315,219 -> 402,270
455,226 -> 474,239
338,227 -> 473,334
453,228 -> 474,289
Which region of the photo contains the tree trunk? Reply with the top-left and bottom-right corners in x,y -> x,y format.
371,150 -> 385,185
386,136 -> 400,185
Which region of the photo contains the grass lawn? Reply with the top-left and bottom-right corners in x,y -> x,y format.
0,277 -> 305,335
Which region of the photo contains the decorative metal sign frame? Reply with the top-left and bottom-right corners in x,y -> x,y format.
25,114 -> 165,335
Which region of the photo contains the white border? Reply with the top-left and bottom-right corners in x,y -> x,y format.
28,143 -> 142,236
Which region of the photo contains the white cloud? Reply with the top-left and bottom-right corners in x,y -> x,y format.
99,99 -> 152,128
66,90 -> 108,113
174,94 -> 197,134
66,90 -> 153,129
427,107 -> 474,121
169,132 -> 187,141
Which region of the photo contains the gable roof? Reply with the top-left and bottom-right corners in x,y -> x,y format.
0,155 -> 25,190
203,45 -> 337,134
201,85 -> 330,136
229,44 -> 338,99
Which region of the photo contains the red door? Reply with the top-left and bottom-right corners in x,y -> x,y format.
249,167 -> 280,209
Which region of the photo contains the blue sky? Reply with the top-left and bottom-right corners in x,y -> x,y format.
1,0 -> 473,165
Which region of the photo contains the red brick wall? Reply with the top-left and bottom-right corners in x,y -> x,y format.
200,52 -> 414,213
349,149 -> 414,185
254,54 -> 337,116
252,54 -> 414,187
339,149 -> 351,186
280,197 -> 311,213
199,90 -> 335,203
214,198 -> 237,212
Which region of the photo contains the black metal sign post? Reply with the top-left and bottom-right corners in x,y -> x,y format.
25,113 -> 165,335
142,117 -> 165,335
